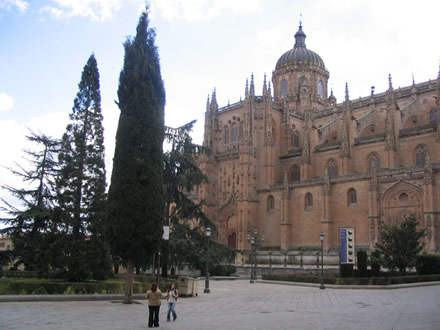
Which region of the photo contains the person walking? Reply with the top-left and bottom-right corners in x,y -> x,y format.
146,282 -> 162,328
165,283 -> 179,322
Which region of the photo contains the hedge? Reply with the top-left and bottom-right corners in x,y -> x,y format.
416,254 -> 440,275
0,278 -> 177,295
262,273 -> 440,285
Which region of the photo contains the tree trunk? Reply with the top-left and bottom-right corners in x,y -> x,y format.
123,258 -> 134,304
161,240 -> 169,278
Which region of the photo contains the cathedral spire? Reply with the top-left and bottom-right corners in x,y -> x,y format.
245,78 -> 249,98
386,74 -> 397,106
263,73 -> 267,95
206,94 -> 210,111
250,73 -> 255,96
344,82 -> 349,102
210,88 -> 218,111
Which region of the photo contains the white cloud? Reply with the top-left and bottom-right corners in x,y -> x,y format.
40,0 -> 121,22
0,92 -> 14,112
0,0 -> 29,12
151,0 -> 262,22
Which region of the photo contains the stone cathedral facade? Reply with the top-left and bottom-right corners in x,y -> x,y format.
198,24 -> 440,255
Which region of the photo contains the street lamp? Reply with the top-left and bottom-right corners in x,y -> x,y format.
247,229 -> 264,284
320,232 -> 325,290
204,227 -> 212,294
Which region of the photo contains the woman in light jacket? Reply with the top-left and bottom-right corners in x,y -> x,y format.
145,282 -> 162,328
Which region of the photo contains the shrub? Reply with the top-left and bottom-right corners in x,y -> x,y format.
370,250 -> 381,277
262,273 -> 440,286
416,254 -> 440,275
204,264 -> 236,276
357,251 -> 368,277
339,264 -> 353,278
0,279 -> 161,295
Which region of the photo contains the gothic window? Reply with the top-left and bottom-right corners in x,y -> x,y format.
291,131 -> 299,148
231,124 -> 238,143
224,127 -> 229,144
430,110 -> 438,125
415,145 -> 427,168
347,188 -> 357,206
317,80 -> 324,98
326,159 -> 338,177
239,122 -> 243,139
267,195 -> 275,212
291,165 -> 300,182
367,152 -> 381,173
305,193 -> 313,210
281,79 -> 288,98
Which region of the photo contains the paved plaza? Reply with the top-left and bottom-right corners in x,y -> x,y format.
1,280 -> 440,330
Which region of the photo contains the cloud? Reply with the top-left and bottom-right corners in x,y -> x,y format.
151,0 -> 262,22
0,0 -> 29,12
40,0 -> 121,22
0,92 -> 14,112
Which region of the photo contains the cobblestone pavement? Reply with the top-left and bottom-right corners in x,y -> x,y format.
1,280 -> 440,330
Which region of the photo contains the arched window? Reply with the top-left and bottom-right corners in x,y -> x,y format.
231,124 -> 238,143
347,188 -> 357,206
224,127 -> 229,144
267,195 -> 275,212
326,159 -> 338,177
305,193 -> 313,210
291,165 -> 300,182
281,79 -> 288,98
317,80 -> 324,98
291,131 -> 299,148
415,145 -> 427,168
368,152 -> 381,173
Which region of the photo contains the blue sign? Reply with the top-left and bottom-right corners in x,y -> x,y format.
340,228 -> 347,263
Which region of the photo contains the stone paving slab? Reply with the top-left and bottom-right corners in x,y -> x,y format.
1,280 -> 440,329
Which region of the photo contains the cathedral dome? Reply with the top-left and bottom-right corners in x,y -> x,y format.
275,24 -> 326,71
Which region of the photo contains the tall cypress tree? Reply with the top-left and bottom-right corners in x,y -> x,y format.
106,8 -> 165,304
56,54 -> 110,281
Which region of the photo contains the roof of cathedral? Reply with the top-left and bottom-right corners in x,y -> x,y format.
275,24 -> 326,71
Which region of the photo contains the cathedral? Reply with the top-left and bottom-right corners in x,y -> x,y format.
198,23 -> 440,257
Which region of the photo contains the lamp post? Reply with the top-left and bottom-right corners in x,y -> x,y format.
204,227 -> 212,294
320,232 -> 325,290
247,229 -> 264,284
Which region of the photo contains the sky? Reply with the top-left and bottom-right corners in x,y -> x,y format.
1,0 -> 440,211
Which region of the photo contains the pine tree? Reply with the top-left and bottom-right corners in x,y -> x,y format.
56,54 -> 110,281
0,131 -> 59,272
106,7 -> 165,304
163,122 -> 235,274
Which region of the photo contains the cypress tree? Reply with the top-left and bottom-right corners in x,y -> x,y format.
0,131 -> 59,272
56,54 -> 110,281
106,8 -> 165,304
